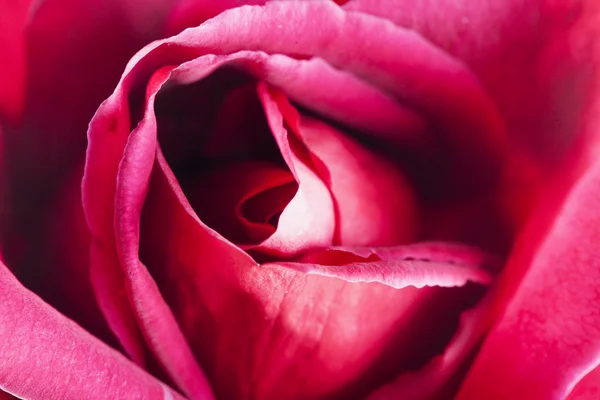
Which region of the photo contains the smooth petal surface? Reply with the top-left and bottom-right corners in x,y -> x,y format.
457,156 -> 600,399
291,112 -> 416,246
344,0 -> 587,167
167,0 -> 266,34
0,260 -> 183,400
568,365 -> 600,399
367,295 -> 492,399
0,0 -> 32,121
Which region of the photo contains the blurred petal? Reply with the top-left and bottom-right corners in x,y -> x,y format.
0,260 -> 183,400
0,0 -> 31,121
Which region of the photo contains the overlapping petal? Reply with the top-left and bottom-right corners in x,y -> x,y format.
0,259 -> 183,400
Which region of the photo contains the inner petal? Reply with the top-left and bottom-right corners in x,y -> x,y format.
183,160 -> 298,246
154,66 -> 336,257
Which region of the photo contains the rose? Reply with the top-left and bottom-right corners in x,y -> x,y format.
0,1 -> 599,400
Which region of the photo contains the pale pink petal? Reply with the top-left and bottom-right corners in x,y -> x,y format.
280,242 -> 497,288
255,83 -> 336,256
292,113 -> 416,246
0,260 -> 183,400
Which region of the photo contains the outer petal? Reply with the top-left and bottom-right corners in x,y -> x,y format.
344,0 -> 588,166
0,0 -> 32,121
457,157 -> 600,399
0,260 -> 183,400
167,0 -> 267,34
5,0 -> 177,290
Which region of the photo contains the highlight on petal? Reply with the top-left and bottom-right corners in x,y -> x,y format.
278,242 -> 498,289
568,364 -> 600,400
0,260 -> 183,400
457,157 -> 600,400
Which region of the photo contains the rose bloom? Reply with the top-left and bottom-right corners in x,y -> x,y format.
1,0 -> 600,399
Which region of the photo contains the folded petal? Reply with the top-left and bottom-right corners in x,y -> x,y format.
279,242 -> 498,288
457,154 -> 600,399
290,111 -> 416,246
140,159 -> 488,398
0,260 -> 183,400
167,0 -> 267,34
344,0 -> 588,167
367,295 -> 492,399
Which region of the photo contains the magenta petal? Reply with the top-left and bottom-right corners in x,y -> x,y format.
113,68 -> 214,399
280,242 -> 496,289
568,364 -> 600,399
167,0 -> 267,35
0,261 -> 183,400
140,147 -> 486,399
0,0 -> 31,120
458,158 -> 600,399
344,0 -> 586,166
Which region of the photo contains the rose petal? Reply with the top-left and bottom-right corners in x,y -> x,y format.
0,0 -> 31,121
255,83 -> 336,256
291,111 -> 416,246
367,295 -> 492,399
279,242 -> 497,288
568,364 -> 600,400
115,67 -> 215,399
0,260 -> 183,400
344,0 -> 587,167
457,156 -> 600,399
140,158 -> 487,398
183,160 -> 296,245
166,0 -> 267,34
121,1 -> 505,185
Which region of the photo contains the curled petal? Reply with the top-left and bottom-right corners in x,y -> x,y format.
279,242 -> 498,289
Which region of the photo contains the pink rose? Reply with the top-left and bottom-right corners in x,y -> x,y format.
1,1 -> 599,399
